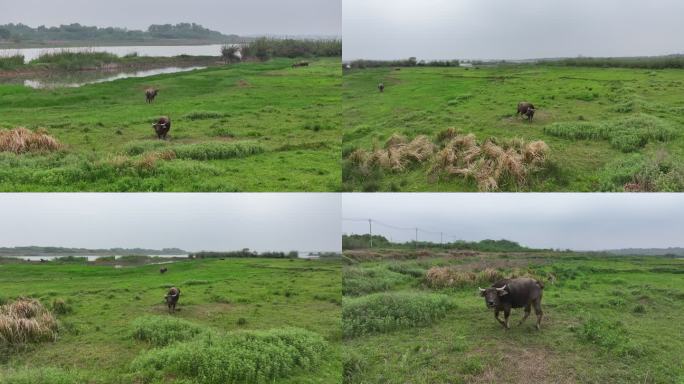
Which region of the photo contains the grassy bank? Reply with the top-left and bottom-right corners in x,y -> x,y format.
0,57 -> 340,191
343,249 -> 684,383
342,65 -> 684,191
0,257 -> 342,383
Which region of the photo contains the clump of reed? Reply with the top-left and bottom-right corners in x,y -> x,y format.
347,134 -> 435,173
0,127 -> 62,154
425,267 -> 505,288
0,298 -> 59,345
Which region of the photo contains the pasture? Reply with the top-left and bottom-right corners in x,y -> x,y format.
0,257 -> 342,383
0,57 -> 340,191
342,249 -> 684,383
342,65 -> 684,191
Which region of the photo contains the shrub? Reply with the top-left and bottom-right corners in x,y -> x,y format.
387,263 -> 426,278
131,328 -> 327,383
576,317 -> 645,357
0,298 -> 59,346
131,315 -> 206,346
173,142 -> 264,160
343,266 -> 408,296
342,292 -> 455,337
425,267 -> 504,288
0,128 -> 62,154
0,54 -> 25,70
30,49 -> 119,70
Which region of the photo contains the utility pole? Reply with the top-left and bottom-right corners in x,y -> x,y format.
440,232 -> 443,247
369,219 -> 373,248
415,228 -> 418,248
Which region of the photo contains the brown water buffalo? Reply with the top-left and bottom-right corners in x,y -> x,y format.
378,83 -> 385,92
479,277 -> 544,330
145,88 -> 158,103
165,287 -> 180,313
292,61 -> 309,68
517,102 -> 536,121
152,116 -> 171,140
159,267 -> 168,274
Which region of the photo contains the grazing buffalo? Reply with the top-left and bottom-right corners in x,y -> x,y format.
378,83 -> 385,92
159,267 -> 168,274
292,61 -> 309,68
517,102 -> 536,121
152,116 -> 171,140
165,287 -> 181,313
145,88 -> 158,103
479,277 -> 544,330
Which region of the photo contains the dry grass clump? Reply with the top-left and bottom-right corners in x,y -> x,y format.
431,131 -> 549,191
0,298 -> 59,345
425,267 -> 504,288
0,127 -> 62,154
135,150 -> 176,171
348,135 -> 436,173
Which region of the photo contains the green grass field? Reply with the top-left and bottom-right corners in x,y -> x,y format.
0,57 -> 340,191
342,249 -> 684,383
0,257 -> 341,383
342,65 -> 684,191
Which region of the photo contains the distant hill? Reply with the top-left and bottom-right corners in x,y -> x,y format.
0,22 -> 246,47
0,246 -> 187,257
605,248 -> 684,256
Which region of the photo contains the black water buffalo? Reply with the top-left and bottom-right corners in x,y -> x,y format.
145,88 -> 158,103
479,277 -> 544,330
165,287 -> 181,313
517,102 -> 536,121
378,83 -> 385,92
292,61 -> 309,68
159,267 -> 168,274
152,116 -> 171,140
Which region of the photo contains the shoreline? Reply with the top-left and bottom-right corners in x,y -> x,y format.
0,39 -> 239,50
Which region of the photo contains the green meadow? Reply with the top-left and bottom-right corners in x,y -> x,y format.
0,57 -> 340,191
0,257 -> 342,383
342,65 -> 684,191
342,249 -> 684,383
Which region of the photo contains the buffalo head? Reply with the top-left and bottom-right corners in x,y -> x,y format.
479,285 -> 508,308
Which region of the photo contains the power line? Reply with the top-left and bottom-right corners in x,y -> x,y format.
342,217 -> 462,245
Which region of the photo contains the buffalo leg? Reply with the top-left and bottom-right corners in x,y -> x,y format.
518,304 -> 531,326
503,306 -> 511,330
533,299 -> 543,330
494,309 -> 506,327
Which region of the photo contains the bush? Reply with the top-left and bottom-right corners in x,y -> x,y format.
131,315 -> 206,346
425,267 -> 504,288
172,142 -> 264,160
576,317 -> 645,357
131,328 -> 328,383
343,292 -> 455,337
0,54 -> 25,70
343,266 -> 408,296
241,37 -> 341,60
30,50 -> 120,71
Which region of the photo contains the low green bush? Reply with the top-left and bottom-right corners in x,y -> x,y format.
343,292 -> 455,337
131,316 -> 206,346
343,266 -> 408,296
172,142 -> 264,160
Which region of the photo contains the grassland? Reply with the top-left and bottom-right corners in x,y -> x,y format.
0,57 -> 340,191
0,257 -> 342,383
342,248 -> 684,383
342,65 -> 684,191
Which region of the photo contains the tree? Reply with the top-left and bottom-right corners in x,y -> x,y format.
0,28 -> 10,40
221,45 -> 241,64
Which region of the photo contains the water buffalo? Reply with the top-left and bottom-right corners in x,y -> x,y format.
159,267 -> 168,274
165,287 -> 180,313
292,61 -> 309,68
517,102 -> 536,121
145,88 -> 158,103
378,83 -> 385,92
479,277 -> 544,330
152,116 -> 171,140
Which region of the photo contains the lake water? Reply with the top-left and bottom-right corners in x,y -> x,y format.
0,44 -> 226,62
18,65 -> 206,89
4,254 -> 188,262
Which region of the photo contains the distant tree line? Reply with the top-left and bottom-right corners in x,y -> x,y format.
346,57 -> 460,69
545,55 -> 684,69
0,246 -> 186,256
0,23 -> 240,43
239,38 -> 341,61
342,234 -> 538,252
190,249 -> 299,259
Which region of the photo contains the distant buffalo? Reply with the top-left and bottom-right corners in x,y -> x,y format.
479,277 -> 544,330
165,287 -> 181,313
152,116 -> 171,140
292,61 -> 309,68
378,83 -> 385,92
517,102 -> 536,121
145,88 -> 158,103
159,267 -> 168,274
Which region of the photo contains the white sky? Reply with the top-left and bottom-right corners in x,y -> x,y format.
0,0 -> 341,37
342,193 -> 684,251
343,0 -> 684,60
0,194 -> 341,253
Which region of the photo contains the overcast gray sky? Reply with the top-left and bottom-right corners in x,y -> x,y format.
343,0 -> 684,60
0,194 -> 340,252
342,194 -> 684,251
0,0 -> 340,36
